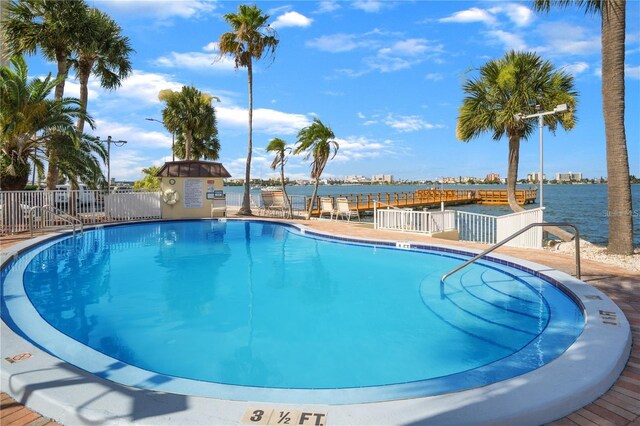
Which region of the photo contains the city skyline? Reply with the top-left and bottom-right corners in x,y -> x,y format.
20,0 -> 640,183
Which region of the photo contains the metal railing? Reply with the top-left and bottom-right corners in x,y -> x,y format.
441,222 -> 581,284
30,205 -> 84,237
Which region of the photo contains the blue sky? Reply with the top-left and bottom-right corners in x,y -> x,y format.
23,0 -> 640,182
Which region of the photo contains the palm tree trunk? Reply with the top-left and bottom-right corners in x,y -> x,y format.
76,60 -> 92,134
46,49 -> 69,190
280,163 -> 292,218
239,60 -> 253,216
602,0 -> 634,254
506,134 -> 522,213
307,178 -> 321,219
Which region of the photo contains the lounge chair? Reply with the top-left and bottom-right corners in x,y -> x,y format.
319,197 -> 336,220
336,197 -> 360,222
260,191 -> 274,216
271,191 -> 288,218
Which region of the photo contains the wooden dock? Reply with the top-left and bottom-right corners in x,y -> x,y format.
309,189 -> 536,216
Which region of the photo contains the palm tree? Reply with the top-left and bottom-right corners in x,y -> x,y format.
533,0 -> 633,254
218,4 -> 279,215
266,137 -> 293,218
159,86 -> 219,161
293,119 -> 339,219
133,166 -> 161,190
0,56 -> 93,190
2,0 -> 90,189
72,8 -> 133,134
457,50 -> 576,214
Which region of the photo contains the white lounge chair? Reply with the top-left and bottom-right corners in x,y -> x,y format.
336,198 -> 360,222
319,197 -> 336,220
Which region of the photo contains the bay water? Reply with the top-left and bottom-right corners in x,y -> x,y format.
227,184 -> 640,246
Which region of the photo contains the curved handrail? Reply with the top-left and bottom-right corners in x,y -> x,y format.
30,205 -> 84,237
441,222 -> 581,284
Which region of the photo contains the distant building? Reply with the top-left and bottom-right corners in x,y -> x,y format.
485,173 -> 500,182
372,174 -> 393,183
345,175 -> 369,183
527,172 -> 546,182
555,172 -> 582,182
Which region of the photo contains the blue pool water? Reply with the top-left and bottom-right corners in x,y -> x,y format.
3,220 -> 584,398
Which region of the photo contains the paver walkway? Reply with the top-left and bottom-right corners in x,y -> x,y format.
1,220 -> 638,425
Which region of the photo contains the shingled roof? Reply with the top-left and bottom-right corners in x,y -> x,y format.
156,161 -> 231,178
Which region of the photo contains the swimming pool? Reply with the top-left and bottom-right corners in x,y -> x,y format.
1,220 -> 589,404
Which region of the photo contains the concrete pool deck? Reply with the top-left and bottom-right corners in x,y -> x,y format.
1,218 -> 638,425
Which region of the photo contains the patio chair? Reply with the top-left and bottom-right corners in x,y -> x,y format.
319,197 -> 336,220
210,195 -> 227,218
260,191 -> 274,216
336,198 -> 360,222
270,191 -> 287,218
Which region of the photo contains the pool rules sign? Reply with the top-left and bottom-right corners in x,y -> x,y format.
242,408 -> 327,425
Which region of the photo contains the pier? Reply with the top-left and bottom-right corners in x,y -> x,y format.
309,189 -> 537,215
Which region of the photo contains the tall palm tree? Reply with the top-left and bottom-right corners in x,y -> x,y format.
266,137 -> 293,218
533,0 -> 633,254
159,86 -> 219,161
294,118 -> 339,219
0,56 -> 93,190
218,4 -> 278,215
457,50 -> 576,214
72,8 -> 133,134
2,0 -> 90,189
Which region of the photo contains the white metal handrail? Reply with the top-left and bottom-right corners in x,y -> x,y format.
30,205 -> 84,237
441,222 -> 581,285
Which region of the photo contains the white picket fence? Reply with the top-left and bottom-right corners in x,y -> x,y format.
375,208 -> 457,234
0,190 -> 161,234
495,208 -> 544,249
105,192 -> 161,220
375,206 -> 545,249
456,211 -> 497,245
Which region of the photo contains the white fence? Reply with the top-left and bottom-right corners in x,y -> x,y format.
0,190 -> 162,234
105,192 -> 161,220
456,211 -> 497,245
496,208 -> 544,249
375,206 -> 544,249
375,208 -> 456,234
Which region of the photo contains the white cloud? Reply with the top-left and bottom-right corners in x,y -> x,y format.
535,23 -> 600,56
425,73 -> 444,81
383,114 -> 443,132
60,80 -> 101,101
272,11 -> 313,28
306,34 -> 364,53
563,62 -> 590,75
439,7 -> 496,25
357,112 -> 366,119
486,30 -> 527,51
489,4 -> 534,27
93,119 -> 171,149
115,70 -> 183,104
626,65 -> 640,79
154,51 -> 236,71
379,38 -> 431,57
331,136 -> 395,162
352,0 -> 386,13
96,0 -> 216,20
316,1 -> 341,14
217,107 -> 311,135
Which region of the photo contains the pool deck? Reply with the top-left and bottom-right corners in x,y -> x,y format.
1,218 -> 638,425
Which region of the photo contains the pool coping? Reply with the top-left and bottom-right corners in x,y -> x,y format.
1,219 -> 632,425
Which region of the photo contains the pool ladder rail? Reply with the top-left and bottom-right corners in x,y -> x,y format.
29,204 -> 84,237
441,222 -> 581,285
